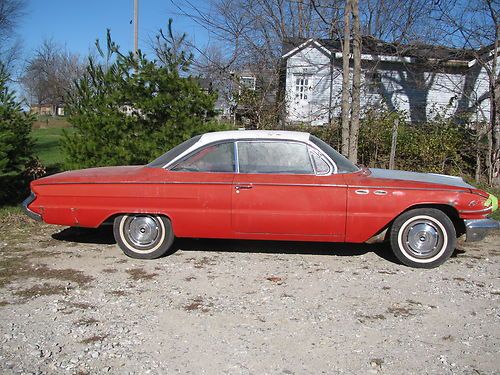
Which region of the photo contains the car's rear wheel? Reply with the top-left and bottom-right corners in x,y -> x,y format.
113,214 -> 174,259
389,208 -> 456,268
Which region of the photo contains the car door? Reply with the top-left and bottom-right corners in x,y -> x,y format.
164,141 -> 236,239
232,140 -> 347,240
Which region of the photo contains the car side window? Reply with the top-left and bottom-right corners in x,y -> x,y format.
237,141 -> 314,174
172,142 -> 235,172
310,150 -> 330,175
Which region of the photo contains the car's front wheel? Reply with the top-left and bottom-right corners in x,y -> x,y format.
113,214 -> 174,259
389,208 -> 456,268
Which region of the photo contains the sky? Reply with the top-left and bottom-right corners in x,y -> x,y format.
17,0 -> 209,60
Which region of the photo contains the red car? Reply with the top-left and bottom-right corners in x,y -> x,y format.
23,130 -> 499,268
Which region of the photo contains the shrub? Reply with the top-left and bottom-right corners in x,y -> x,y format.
0,65 -> 34,175
288,110 -> 478,177
63,33 -> 230,169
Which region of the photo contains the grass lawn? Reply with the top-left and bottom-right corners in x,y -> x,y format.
33,116 -> 70,129
32,127 -> 74,168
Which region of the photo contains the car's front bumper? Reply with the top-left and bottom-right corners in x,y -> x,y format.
464,218 -> 500,242
21,192 -> 42,222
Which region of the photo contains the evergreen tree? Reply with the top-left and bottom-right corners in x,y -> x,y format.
0,64 -> 34,175
63,30 -> 226,169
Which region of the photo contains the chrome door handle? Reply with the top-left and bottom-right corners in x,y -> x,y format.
354,189 -> 369,195
235,184 -> 253,190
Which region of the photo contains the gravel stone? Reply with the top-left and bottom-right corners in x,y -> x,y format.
0,223 -> 498,374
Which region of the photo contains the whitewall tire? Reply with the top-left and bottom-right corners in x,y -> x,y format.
390,208 -> 456,268
113,214 -> 175,259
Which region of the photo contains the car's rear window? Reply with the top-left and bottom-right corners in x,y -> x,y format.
147,135 -> 202,168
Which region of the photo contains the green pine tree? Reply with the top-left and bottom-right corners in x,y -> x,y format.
0,64 -> 34,175
63,29 -> 227,169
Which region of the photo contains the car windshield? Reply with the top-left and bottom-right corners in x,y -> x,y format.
309,135 -> 360,173
147,135 -> 202,168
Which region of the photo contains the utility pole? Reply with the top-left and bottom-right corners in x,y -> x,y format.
134,0 -> 139,57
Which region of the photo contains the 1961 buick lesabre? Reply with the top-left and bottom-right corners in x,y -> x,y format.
22,130 -> 499,268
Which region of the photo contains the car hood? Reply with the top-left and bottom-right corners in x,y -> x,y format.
369,168 -> 475,189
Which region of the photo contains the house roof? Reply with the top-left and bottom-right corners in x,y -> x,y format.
282,36 -> 478,62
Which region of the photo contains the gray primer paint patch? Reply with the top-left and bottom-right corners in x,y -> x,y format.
369,168 -> 474,189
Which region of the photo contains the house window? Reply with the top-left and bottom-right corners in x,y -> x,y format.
295,76 -> 310,100
240,76 -> 256,91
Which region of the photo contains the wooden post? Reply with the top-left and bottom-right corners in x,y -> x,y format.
389,117 -> 399,170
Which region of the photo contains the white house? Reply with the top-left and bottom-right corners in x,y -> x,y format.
281,37 -> 498,125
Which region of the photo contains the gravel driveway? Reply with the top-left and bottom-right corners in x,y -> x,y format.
0,217 -> 499,375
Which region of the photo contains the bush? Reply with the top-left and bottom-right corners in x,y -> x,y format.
0,65 -> 35,206
63,33 -> 230,169
289,110 -> 479,178
0,65 -> 34,175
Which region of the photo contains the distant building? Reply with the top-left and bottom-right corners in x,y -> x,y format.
30,103 -> 65,117
281,37 -> 498,125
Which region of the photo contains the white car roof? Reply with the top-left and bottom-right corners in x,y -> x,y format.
198,130 -> 311,146
162,130 -> 314,169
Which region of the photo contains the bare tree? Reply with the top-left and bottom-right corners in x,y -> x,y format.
431,0 -> 499,185
349,0 -> 361,163
340,0 -> 351,156
0,0 -> 27,72
171,0 -> 345,127
360,0 -> 436,43
21,40 -> 85,114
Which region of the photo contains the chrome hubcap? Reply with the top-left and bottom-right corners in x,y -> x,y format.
404,221 -> 442,258
127,216 -> 159,247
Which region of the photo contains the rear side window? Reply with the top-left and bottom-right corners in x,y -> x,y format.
309,135 -> 359,173
310,151 -> 330,175
148,135 -> 202,168
237,141 -> 314,174
172,142 -> 235,172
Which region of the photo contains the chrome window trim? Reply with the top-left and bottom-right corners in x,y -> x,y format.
234,141 -> 240,173
235,139 -> 330,176
165,137 -> 339,176
308,147 -> 334,175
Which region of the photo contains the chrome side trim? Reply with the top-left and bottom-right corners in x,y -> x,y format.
234,182 -> 346,188
350,185 -> 469,192
35,181 -> 348,188
459,207 -> 493,214
464,219 -> 500,242
21,192 -> 42,222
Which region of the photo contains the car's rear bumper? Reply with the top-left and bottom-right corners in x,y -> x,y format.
21,192 -> 42,222
464,218 -> 500,242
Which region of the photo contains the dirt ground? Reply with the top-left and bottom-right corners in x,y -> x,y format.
0,216 -> 499,375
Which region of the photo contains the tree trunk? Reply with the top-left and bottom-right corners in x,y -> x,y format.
340,0 -> 351,156
348,0 -> 361,163
490,22 -> 499,186
475,132 -> 482,183
389,117 -> 399,170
